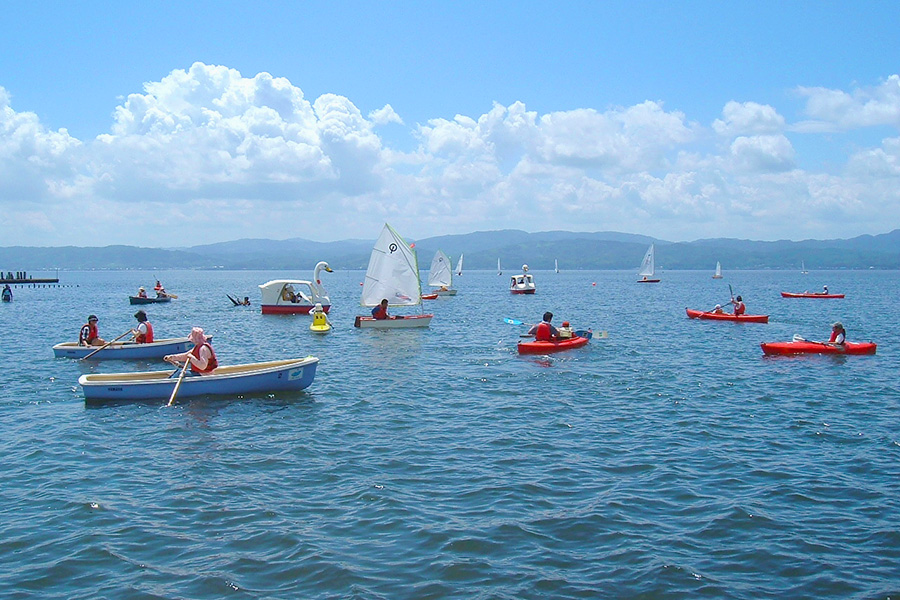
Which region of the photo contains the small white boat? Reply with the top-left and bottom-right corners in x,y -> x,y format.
259,261 -> 333,315
427,249 -> 457,296
53,337 -> 193,360
356,224 -> 433,329
637,244 -> 660,283
497,258 -> 502,276
79,356 -> 319,403
801,260 -> 809,274
510,265 -> 536,294
712,261 -> 723,279
555,259 -> 559,273
456,254 -> 463,277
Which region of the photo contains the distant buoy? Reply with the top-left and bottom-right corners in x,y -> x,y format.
592,282 -> 596,286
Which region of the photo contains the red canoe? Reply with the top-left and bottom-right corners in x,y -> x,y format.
781,292 -> 845,299
685,308 -> 769,323
760,341 -> 876,356
518,335 -> 590,355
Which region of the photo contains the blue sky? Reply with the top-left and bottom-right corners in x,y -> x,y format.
2,1 -> 899,246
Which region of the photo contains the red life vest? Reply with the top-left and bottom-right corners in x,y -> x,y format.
535,322 -> 553,341
80,323 -> 99,345
372,305 -> 388,319
136,321 -> 154,344
189,343 -> 218,374
733,302 -> 745,316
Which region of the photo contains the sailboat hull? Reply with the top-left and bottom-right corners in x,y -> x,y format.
637,279 -> 660,283
354,315 -> 433,328
435,289 -> 457,296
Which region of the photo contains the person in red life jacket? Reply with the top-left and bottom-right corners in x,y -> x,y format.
131,310 -> 154,343
79,315 -> 107,346
372,298 -> 391,320
164,327 -> 217,375
730,295 -> 746,316
827,321 -> 846,346
527,311 -> 559,341
137,286 -> 148,298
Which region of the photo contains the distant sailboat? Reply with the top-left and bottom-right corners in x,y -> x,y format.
637,244 -> 660,283
456,254 -> 463,277
498,258 -> 502,276
427,250 -> 457,296
712,261 -> 723,279
555,259 -> 559,273
801,260 -> 809,274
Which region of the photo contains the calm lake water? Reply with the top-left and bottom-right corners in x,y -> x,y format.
0,268 -> 897,599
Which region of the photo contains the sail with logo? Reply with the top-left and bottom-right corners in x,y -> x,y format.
355,223 -> 433,328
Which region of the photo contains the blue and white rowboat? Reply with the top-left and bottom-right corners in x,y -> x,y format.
79,356 -> 319,403
53,337 -> 192,360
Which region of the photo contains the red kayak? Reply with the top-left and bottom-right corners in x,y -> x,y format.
685,308 -> 769,323
760,341 -> 876,356
518,335 -> 590,355
781,292 -> 845,298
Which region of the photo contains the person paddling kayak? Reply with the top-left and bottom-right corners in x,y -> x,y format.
828,322 -> 846,346
730,295 -> 746,316
527,311 -> 559,341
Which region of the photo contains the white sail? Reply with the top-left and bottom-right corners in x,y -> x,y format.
555,259 -> 559,273
497,258 -> 502,275
456,254 -> 463,276
427,250 -> 453,288
801,260 -> 808,274
361,224 -> 422,307
638,244 -> 655,277
713,261 -> 722,278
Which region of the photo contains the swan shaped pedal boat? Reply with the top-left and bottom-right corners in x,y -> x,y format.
79,356 -> 319,402
259,261 -> 333,314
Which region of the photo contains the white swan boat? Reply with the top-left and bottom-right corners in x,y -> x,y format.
355,223 -> 433,329
510,265 -> 536,294
259,261 -> 333,314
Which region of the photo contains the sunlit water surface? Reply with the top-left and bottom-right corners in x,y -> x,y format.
0,268 -> 898,599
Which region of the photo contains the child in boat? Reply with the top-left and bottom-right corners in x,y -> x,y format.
79,315 -> 107,346
557,321 -> 574,339
711,304 -> 725,314
137,286 -> 148,298
311,303 -> 331,329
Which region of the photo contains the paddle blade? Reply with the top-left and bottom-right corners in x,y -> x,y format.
504,318 -> 524,325
792,334 -> 806,342
574,329 -> 593,340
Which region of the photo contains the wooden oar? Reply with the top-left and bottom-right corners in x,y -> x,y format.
79,329 -> 134,361
226,294 -> 240,306
162,292 -> 178,299
167,359 -> 191,406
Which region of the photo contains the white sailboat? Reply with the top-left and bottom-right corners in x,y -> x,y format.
456,254 -> 463,277
555,259 -> 559,273
637,244 -> 660,283
497,258 -> 502,276
712,261 -> 723,279
427,249 -> 457,296
801,260 -> 809,274
354,224 -> 433,328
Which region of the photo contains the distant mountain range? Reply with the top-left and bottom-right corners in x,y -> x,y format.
1,229 -> 898,271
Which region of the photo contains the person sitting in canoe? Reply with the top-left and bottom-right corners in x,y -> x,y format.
730,295 -> 746,316
711,304 -> 725,314
527,312 -> 559,341
131,310 -> 154,343
79,315 -> 107,347
242,296 -> 251,306
557,321 -> 574,339
137,286 -> 148,298
165,327 -> 217,375
372,298 -> 392,320
827,322 -> 846,346
812,285 -> 829,295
